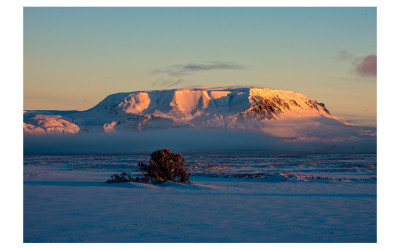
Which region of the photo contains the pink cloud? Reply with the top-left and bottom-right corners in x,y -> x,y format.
354,55 -> 377,78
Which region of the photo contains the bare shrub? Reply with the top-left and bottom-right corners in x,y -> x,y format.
106,171 -> 137,183
138,148 -> 191,184
106,148 -> 191,184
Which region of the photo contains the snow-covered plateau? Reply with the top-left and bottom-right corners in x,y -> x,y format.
23,87 -> 376,154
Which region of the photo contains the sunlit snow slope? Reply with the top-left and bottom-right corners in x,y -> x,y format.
23,87 -> 374,141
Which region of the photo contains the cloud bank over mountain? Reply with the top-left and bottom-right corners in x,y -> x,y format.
24,129 -> 376,154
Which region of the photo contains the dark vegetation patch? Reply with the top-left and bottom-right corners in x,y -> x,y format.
107,148 -> 191,184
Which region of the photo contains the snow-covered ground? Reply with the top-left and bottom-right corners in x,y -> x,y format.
23,154 -> 376,243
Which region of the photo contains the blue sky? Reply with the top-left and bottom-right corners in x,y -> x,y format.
24,7 -> 377,126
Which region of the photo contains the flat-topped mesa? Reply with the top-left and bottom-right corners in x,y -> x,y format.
89,88 -> 243,116
88,87 -> 331,118
23,87 -> 353,135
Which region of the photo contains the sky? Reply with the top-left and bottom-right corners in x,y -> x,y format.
24,7 -> 377,127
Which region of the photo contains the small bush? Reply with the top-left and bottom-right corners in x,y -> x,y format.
106,171 -> 137,183
106,149 -> 191,184
138,148 -> 191,184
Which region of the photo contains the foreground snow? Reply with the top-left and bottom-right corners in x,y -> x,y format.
23,154 -> 376,243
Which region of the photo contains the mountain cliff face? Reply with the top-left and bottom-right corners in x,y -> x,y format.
24,87 -> 367,140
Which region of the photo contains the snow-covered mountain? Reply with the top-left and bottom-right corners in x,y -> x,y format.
23,87 -> 374,141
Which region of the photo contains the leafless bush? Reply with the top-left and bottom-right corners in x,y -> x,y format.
138,148 -> 191,184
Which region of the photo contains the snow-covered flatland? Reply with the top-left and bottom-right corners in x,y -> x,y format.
23,154 -> 376,243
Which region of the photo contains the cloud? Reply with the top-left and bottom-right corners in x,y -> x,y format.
353,55 -> 377,78
152,61 -> 246,88
335,50 -> 377,79
154,61 -> 246,77
152,78 -> 183,88
24,128 -> 376,154
334,50 -> 355,62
